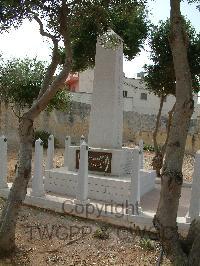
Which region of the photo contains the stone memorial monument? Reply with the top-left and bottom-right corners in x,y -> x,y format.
67,30 -> 134,176
88,29 -> 123,149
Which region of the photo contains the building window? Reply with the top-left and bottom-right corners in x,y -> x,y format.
123,90 -> 128,97
140,93 -> 147,100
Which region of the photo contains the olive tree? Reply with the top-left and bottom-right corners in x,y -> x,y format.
144,18 -> 200,176
0,0 -> 149,254
154,0 -> 200,264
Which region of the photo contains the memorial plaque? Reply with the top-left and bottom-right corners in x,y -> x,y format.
76,150 -> 112,173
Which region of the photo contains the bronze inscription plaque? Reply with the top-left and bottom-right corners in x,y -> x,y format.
76,150 -> 112,173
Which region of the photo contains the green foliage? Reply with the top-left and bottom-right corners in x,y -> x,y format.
109,3 -> 149,60
0,56 -> 71,115
0,1 -> 149,73
139,236 -> 155,251
46,89 -> 71,113
93,225 -> 110,240
144,19 -> 200,97
143,144 -> 155,152
33,130 -> 59,148
71,1 -> 149,71
0,57 -> 45,109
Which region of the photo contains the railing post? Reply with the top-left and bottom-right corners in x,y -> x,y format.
0,136 -> 8,188
46,134 -> 54,170
139,139 -> 144,169
75,141 -> 89,203
80,135 -> 85,145
129,147 -> 141,215
188,151 -> 200,220
31,138 -> 45,197
64,136 -> 71,168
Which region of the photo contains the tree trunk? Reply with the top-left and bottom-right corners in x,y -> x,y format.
153,95 -> 165,154
152,102 -> 175,177
0,102 -> 2,135
161,103 -> 176,156
152,95 -> 165,177
0,2 -> 72,255
0,116 -> 33,254
3,102 -> 9,136
153,0 -> 194,264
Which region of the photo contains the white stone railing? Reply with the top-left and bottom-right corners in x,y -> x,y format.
0,135 -> 146,214
187,151 -> 200,221
0,136 -> 8,189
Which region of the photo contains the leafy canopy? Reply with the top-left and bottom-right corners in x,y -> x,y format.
144,18 -> 200,98
0,1 -> 149,72
0,56 -> 70,114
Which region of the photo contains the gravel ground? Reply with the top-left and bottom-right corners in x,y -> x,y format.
0,198 -> 171,266
143,151 -> 194,183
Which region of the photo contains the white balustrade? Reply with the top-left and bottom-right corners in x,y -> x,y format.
31,138 -> 45,197
75,141 -> 89,203
139,139 -> 144,169
188,151 -> 200,220
46,134 -> 54,170
0,136 -> 8,188
64,136 -> 71,168
80,135 -> 85,145
129,147 -> 141,215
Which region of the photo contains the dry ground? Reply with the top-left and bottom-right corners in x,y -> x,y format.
0,198 -> 171,266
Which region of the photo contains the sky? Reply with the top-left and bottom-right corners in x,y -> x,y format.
0,0 -> 199,78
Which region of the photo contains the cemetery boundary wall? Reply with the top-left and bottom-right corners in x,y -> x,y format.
1,102 -> 199,153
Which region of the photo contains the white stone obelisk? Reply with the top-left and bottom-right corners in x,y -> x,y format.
31,138 -> 45,197
88,30 -> 123,149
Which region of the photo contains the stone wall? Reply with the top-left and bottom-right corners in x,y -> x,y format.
1,102 -> 200,153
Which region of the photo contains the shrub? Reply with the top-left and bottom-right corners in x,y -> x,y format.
139,236 -> 155,251
93,225 -> 110,240
33,130 -> 59,148
143,144 -> 155,152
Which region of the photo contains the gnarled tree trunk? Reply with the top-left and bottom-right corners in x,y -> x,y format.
152,101 -> 175,177
0,102 -> 2,135
154,0 -> 196,264
0,116 -> 33,253
152,95 -> 165,177
0,1 -> 71,254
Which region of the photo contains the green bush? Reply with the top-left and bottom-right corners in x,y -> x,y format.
139,237 -> 155,251
143,144 -> 155,152
143,144 -> 162,152
93,225 -> 110,240
33,130 -> 59,148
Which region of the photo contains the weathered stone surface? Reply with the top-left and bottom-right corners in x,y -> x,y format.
88,31 -> 123,149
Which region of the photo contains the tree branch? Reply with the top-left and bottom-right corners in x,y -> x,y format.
34,15 -> 58,44
161,102 -> 176,156
25,1 -> 72,120
153,94 -> 165,154
34,15 -> 61,99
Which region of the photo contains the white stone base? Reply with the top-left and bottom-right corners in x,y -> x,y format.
44,168 -> 156,204
0,183 -> 190,233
